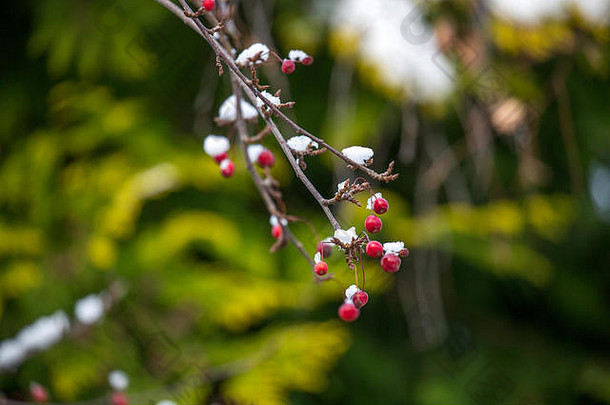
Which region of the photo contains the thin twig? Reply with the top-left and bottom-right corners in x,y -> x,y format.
153,0 -> 397,182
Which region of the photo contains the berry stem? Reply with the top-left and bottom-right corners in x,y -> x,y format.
284,214 -> 321,244
359,250 -> 366,290
270,50 -> 284,63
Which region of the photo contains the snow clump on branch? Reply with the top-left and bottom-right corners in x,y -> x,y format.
236,43 -> 270,67
341,146 -> 374,165
218,95 -> 258,121
287,135 -> 318,152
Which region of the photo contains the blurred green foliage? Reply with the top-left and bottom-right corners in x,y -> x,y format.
1,0 -> 610,404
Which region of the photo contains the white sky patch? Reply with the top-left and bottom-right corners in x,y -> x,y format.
590,163 -> 610,222
331,0 -> 454,102
488,0 -> 610,25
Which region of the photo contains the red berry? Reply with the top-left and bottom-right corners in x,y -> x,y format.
301,56 -> 314,66
202,0 -> 215,11
213,152 -> 227,164
353,291 -> 369,308
257,150 -> 275,168
30,383 -> 48,403
381,253 -> 401,273
399,248 -> 410,258
365,215 -> 382,233
314,261 -> 328,276
271,224 -> 282,239
338,302 -> 359,322
373,197 -> 389,215
111,391 -> 129,405
365,241 -> 383,258
316,241 -> 333,258
281,59 -> 295,74
219,159 -> 234,178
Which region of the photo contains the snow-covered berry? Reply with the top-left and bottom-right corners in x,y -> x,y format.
219,159 -> 235,178
269,215 -> 287,227
399,248 -> 410,258
365,215 -> 382,233
353,291 -> 369,308
202,0 -> 215,11
111,391 -> 129,405
345,284 -> 359,300
288,50 -> 314,65
338,302 -> 360,322
316,240 -> 333,258
247,144 -> 265,163
373,197 -> 389,215
383,241 -> 404,255
108,370 -> 129,391
213,152 -> 227,164
203,135 -> 230,160
271,224 -> 282,239
301,55 -> 314,65
281,59 -> 295,74
365,241 -> 383,258
381,253 -> 401,273
314,261 -> 328,276
257,149 -> 275,168
30,383 -> 48,403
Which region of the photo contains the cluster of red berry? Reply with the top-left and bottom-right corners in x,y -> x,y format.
329,193 -> 409,322
203,135 -> 278,179
364,195 -> 409,274
203,135 -> 234,177
338,285 -> 369,322
196,19 -> 404,324
280,50 -> 314,75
